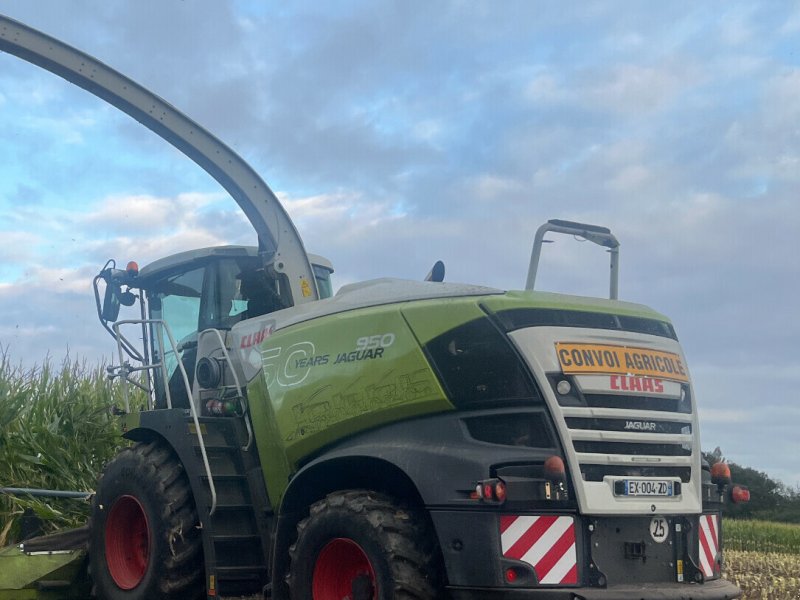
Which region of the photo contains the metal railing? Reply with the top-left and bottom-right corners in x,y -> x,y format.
526,219 -> 621,299
197,328 -> 254,452
111,319 -> 218,516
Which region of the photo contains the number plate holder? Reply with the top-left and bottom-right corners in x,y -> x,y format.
613,479 -> 677,497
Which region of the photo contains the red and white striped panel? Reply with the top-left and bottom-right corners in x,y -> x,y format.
500,515 -> 577,585
698,514 -> 720,578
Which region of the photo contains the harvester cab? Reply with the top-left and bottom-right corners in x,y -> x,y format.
94,248 -> 335,414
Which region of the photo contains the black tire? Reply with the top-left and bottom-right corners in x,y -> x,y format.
89,441 -> 203,600
287,490 -> 440,600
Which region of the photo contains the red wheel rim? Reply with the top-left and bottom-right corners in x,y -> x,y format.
105,495 -> 150,589
312,538 -> 377,600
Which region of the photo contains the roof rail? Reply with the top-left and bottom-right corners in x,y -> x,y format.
525,219 -> 620,299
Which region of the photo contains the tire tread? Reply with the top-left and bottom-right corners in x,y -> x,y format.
287,489 -> 439,600
89,441 -> 203,600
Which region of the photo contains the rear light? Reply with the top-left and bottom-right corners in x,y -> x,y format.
730,485 -> 750,503
710,462 -> 731,486
473,478 -> 507,504
495,480 -> 507,502
505,567 -> 518,583
544,455 -> 566,480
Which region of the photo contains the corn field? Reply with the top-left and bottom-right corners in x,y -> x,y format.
724,518 -> 800,555
723,519 -> 800,599
0,353 -> 127,544
725,550 -> 800,600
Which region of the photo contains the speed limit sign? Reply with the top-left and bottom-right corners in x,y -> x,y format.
650,517 -> 669,543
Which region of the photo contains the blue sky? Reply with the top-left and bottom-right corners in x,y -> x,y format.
1,1 -> 799,486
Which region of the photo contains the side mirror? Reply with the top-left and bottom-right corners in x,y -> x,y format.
101,283 -> 122,322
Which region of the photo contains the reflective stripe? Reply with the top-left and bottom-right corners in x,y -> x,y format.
698,514 -> 719,577
500,515 -> 578,585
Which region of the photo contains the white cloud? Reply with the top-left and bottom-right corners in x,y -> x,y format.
0,323 -> 58,337
3,264 -> 95,295
719,8 -> 755,46
279,190 -> 405,241
697,408 -> 750,424
524,63 -> 695,116
469,174 -> 525,202
19,111 -> 98,145
780,8 -> 800,34
523,71 -> 565,105
81,192 -> 225,233
411,119 -> 444,144
0,231 -> 41,263
605,165 -> 652,193
588,64 -> 690,115
762,68 -> 800,125
88,231 -> 229,269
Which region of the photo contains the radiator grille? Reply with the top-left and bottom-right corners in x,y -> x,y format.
556,380 -> 694,483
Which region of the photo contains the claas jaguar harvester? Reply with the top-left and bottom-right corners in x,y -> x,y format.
0,13 -> 746,600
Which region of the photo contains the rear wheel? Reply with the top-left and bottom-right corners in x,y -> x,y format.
287,490 -> 439,600
89,441 -> 203,600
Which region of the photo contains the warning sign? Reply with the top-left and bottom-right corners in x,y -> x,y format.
555,342 -> 689,383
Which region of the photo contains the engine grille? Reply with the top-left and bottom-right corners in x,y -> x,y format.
554,378 -> 694,482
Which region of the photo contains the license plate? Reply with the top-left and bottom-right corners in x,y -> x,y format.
616,479 -> 674,497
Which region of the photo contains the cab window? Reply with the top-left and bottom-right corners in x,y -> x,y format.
148,266 -> 204,407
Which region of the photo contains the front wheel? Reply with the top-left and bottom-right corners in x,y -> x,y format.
89,441 -> 203,600
287,490 -> 440,600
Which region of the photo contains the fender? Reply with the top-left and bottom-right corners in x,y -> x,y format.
281,409 -> 563,511
0,14 -> 318,303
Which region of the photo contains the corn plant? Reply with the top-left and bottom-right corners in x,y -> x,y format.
0,352 -> 131,544
724,519 -> 800,555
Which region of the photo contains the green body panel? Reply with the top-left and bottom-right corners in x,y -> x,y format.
246,290 -> 673,509
400,290 -> 672,347
247,304 -> 454,509
397,298 -> 491,344
481,290 -> 673,324
0,546 -> 87,599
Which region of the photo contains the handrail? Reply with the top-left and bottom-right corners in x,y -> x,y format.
112,319 -> 218,516
110,320 -> 169,412
198,328 -> 254,451
525,219 -> 621,299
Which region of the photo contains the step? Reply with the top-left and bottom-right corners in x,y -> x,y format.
198,449 -> 245,477
216,565 -> 268,580
187,416 -> 247,448
213,535 -> 264,567
207,504 -> 259,536
200,474 -> 250,505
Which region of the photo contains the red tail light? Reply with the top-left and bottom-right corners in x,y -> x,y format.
495,480 -> 507,502
474,478 -> 507,504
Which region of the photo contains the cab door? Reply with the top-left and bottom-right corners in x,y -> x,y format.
148,265 -> 206,408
